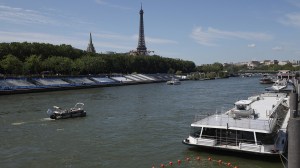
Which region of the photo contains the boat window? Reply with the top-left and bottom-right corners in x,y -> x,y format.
235,131 -> 255,143
201,127 -> 217,138
256,132 -> 276,145
190,127 -> 202,138
216,129 -> 228,138
236,105 -> 246,110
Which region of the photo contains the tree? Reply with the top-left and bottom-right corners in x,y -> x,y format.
24,55 -> 42,75
42,56 -> 73,75
168,68 -> 175,74
282,63 -> 294,71
0,42 -> 198,75
211,62 -> 223,72
75,55 -> 106,75
0,54 -> 23,75
176,70 -> 182,75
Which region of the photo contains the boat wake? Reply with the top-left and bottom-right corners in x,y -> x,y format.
40,118 -> 54,121
11,118 -> 54,126
11,122 -> 26,125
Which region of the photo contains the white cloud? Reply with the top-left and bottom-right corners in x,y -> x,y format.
147,37 -> 178,44
0,30 -> 177,52
0,5 -> 92,28
248,44 -> 256,48
144,37 -> 178,45
272,46 -> 283,51
94,0 -> 131,10
93,32 -> 177,45
94,32 -> 129,40
94,41 -> 132,50
95,0 -> 107,5
190,27 -> 218,46
0,31 -> 135,51
286,0 -> 300,8
279,12 -> 300,28
191,26 -> 273,46
132,34 -> 178,44
0,31 -> 81,45
0,5 -> 58,25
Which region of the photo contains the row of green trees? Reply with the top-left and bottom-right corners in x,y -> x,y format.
254,63 -> 300,71
0,42 -> 196,76
197,62 -> 300,74
0,42 -> 84,61
1,42 -> 298,77
191,62 -> 300,80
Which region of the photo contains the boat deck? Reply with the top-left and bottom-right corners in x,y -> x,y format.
191,93 -> 288,133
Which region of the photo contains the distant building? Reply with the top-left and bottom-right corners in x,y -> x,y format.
277,70 -> 294,79
86,32 -> 96,53
291,60 -> 300,65
261,60 -> 278,65
262,60 -> 271,65
106,51 -> 116,54
234,62 -> 248,66
278,60 -> 290,66
247,61 -> 260,69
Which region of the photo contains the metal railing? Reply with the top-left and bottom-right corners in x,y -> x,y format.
194,135 -> 264,152
193,113 -> 271,131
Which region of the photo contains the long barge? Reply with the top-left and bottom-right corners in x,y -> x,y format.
0,74 -> 180,95
182,92 -> 290,156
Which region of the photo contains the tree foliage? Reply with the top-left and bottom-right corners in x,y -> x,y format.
0,54 -> 23,74
23,55 -> 42,75
0,42 -> 196,76
42,56 -> 73,75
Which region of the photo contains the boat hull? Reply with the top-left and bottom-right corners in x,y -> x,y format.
50,110 -> 86,119
259,80 -> 273,84
182,139 -> 279,156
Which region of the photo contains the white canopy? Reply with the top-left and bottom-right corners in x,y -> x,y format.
234,100 -> 253,105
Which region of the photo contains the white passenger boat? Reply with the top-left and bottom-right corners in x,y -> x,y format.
166,78 -> 181,85
182,92 -> 290,155
271,79 -> 287,91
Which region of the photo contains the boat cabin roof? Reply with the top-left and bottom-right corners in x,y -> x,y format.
191,114 -> 271,133
234,99 -> 253,105
191,92 -> 288,133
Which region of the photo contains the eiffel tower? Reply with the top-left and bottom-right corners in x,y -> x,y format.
136,4 -> 147,55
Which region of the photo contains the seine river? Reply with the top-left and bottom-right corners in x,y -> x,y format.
0,77 -> 283,168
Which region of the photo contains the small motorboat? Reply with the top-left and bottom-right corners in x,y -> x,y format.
271,79 -> 287,91
259,75 -> 274,84
47,103 -> 86,119
166,78 -> 181,85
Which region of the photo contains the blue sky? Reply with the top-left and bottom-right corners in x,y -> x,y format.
1,0 -> 300,65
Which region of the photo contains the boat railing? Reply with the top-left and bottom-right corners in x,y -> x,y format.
197,135 -> 264,152
268,97 -> 284,117
74,103 -> 84,110
239,142 -> 262,152
194,114 -> 212,122
200,135 -> 262,145
193,114 -> 271,131
267,97 -> 285,130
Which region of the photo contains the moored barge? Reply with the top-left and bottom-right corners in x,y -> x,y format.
183,92 -> 290,155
